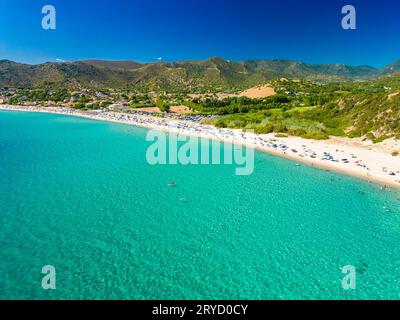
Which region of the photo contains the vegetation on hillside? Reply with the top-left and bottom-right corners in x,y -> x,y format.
196,76 -> 400,140
1,58 -> 400,142
2,57 -> 399,92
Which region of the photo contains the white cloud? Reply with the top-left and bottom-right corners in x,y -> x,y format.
55,58 -> 66,63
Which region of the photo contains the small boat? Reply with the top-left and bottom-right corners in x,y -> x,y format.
168,182 -> 177,187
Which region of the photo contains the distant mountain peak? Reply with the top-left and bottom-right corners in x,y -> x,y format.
381,60 -> 400,75
79,60 -> 142,70
1,57 -> 399,89
207,56 -> 226,63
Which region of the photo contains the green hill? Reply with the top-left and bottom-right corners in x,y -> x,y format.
0,57 -> 394,91
196,73 -> 400,141
80,60 -> 142,70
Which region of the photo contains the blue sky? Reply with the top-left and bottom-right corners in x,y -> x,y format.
0,0 -> 399,67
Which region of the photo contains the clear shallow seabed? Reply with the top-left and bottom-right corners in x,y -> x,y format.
0,110 -> 399,300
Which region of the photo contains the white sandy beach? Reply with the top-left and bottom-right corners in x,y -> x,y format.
1,104 -> 399,189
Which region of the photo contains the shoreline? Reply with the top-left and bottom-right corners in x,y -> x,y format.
1,104 -> 399,190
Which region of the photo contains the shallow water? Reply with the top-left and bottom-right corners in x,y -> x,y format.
0,110 -> 399,299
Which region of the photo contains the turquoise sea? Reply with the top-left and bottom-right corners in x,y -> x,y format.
0,110 -> 400,300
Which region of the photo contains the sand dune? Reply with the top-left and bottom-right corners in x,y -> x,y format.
136,105 -> 191,114
189,84 -> 276,100
217,84 -> 276,99
237,84 -> 276,98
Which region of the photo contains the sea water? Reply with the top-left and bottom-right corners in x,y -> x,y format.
0,110 -> 399,299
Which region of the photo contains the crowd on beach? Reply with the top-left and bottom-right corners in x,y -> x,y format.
127,109 -> 216,122
1,105 -> 399,187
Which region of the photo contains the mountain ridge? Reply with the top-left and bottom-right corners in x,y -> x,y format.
0,57 -> 398,91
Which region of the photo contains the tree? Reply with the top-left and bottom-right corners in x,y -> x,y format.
156,97 -> 170,113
